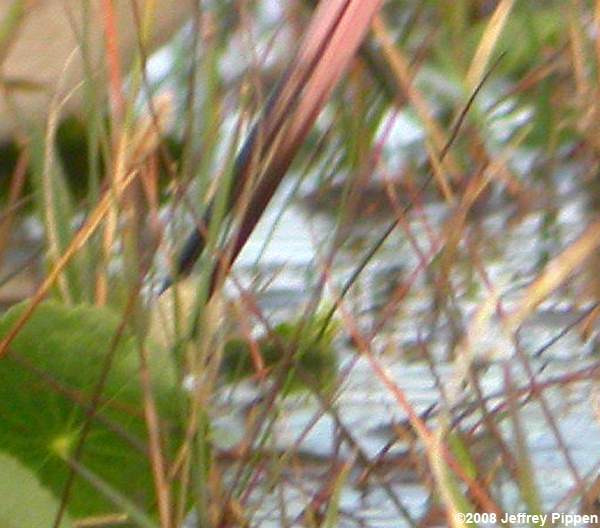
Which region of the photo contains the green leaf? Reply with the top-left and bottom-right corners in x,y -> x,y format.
0,452 -> 73,528
222,314 -> 339,393
447,432 -> 478,480
0,300 -> 181,520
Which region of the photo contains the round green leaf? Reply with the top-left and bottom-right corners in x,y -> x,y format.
0,300 -> 181,520
0,452 -> 73,528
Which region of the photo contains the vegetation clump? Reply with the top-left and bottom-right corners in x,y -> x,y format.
222,315 -> 339,394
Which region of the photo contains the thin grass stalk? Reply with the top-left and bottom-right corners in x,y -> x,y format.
507,216 -> 600,330
503,366 -> 544,517
465,0 -> 515,90
218,0 -> 386,278
439,125 -> 531,306
162,6 -> 396,512
52,288 -> 142,528
467,370 -> 518,478
163,141 -> 247,521
336,297 -> 503,517
178,4 -> 203,188
100,0 -> 164,306
371,15 -> 459,180
317,453 -> 356,527
187,16 -> 222,210
73,1 -> 114,304
63,456 -> 159,528
508,329 -> 584,491
137,341 -> 172,528
429,430 -> 475,528
0,167 -> 139,358
171,0 -> 385,288
35,46 -> 92,303
100,0 -> 125,120
317,54 -> 504,340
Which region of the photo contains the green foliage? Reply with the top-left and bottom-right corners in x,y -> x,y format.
54,117 -> 95,202
0,452 -> 74,528
0,118 -> 90,210
0,117 -> 183,209
221,315 -> 339,393
0,300 -> 181,521
434,4 -> 563,79
447,431 -> 478,480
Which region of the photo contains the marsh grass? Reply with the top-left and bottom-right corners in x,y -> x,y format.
4,1 -> 600,527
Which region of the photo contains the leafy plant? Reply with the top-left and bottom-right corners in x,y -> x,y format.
0,300 -> 181,521
221,314 -> 339,393
0,453 -> 74,528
